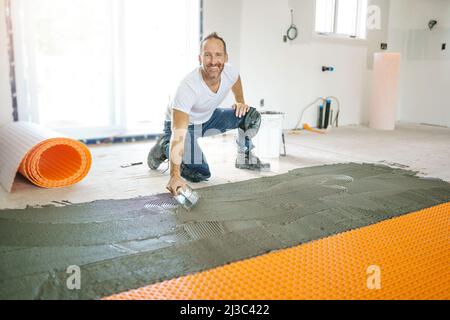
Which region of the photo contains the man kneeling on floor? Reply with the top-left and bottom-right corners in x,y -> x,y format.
147,32 -> 270,195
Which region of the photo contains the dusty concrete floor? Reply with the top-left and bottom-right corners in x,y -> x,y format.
1,123 -> 449,209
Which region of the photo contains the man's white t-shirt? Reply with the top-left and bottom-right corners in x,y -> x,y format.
165,64 -> 239,125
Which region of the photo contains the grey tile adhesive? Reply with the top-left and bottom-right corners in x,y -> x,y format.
1,163 -> 450,299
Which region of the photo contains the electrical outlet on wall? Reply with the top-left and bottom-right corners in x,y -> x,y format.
381,43 -> 388,50
260,99 -> 265,107
442,43 -> 446,51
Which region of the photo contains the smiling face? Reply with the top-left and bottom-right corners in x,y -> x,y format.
199,38 -> 228,83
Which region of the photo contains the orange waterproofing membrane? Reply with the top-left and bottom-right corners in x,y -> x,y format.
0,122 -> 91,191
18,138 -> 91,188
104,202 -> 450,300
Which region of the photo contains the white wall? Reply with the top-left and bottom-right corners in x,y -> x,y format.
0,0 -> 13,126
238,0 -> 370,129
203,0 -> 243,108
205,0 -> 450,129
203,0 -> 242,70
366,0 -> 390,69
388,0 -> 450,127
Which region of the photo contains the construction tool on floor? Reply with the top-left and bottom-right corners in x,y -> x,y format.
174,184 -> 199,210
120,162 -> 143,168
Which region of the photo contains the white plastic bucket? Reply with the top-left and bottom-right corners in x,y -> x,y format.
254,111 -> 284,159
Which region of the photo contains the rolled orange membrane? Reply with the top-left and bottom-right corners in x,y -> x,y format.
0,122 -> 92,192
19,138 -> 91,188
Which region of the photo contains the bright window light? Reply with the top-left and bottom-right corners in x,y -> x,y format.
12,0 -> 200,137
315,0 -> 335,34
357,0 -> 368,39
28,0 -> 113,128
336,0 -> 358,36
315,0 -> 368,39
124,0 -> 199,133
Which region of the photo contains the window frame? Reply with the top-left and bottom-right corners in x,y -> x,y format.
314,0 -> 368,41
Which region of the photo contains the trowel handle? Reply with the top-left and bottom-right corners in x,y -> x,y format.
175,185 -> 187,196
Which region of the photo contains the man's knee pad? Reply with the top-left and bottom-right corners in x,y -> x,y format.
239,107 -> 261,138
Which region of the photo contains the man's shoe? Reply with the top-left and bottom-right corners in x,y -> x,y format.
147,135 -> 169,170
235,151 -> 270,171
181,164 -> 211,183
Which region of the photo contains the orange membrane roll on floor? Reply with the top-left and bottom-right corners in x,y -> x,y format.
104,202 -> 450,300
0,122 -> 92,191
19,138 -> 91,188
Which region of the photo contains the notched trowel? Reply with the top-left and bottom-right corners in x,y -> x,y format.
174,185 -> 199,211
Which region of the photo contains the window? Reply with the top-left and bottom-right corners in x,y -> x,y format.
315,0 -> 368,39
123,0 -> 200,135
11,0 -> 200,139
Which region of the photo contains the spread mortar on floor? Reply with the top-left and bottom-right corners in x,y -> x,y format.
1,163 -> 450,299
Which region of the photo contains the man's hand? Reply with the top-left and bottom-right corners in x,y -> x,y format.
166,175 -> 187,196
232,103 -> 249,118
167,109 -> 189,196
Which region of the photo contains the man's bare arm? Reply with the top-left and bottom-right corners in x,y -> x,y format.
231,76 -> 245,104
166,109 -> 189,195
231,76 -> 249,118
